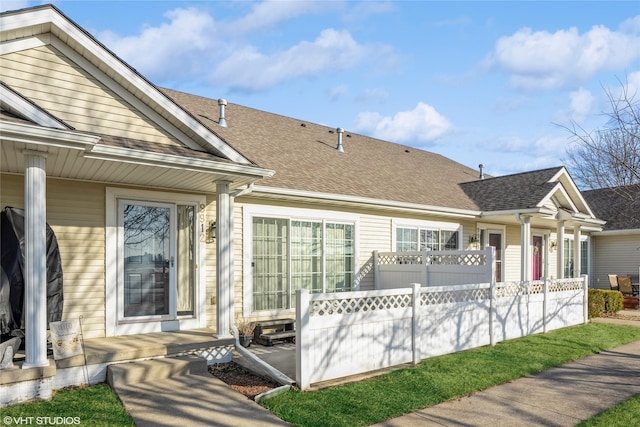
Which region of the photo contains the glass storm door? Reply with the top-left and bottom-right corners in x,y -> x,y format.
121,201 -> 174,318
118,201 -> 196,323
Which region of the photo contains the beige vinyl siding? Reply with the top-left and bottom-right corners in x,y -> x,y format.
357,213 -> 392,290
503,225 -> 521,282
591,234 -> 640,289
1,44 -> 181,146
204,195 -> 217,330
0,175 -> 107,338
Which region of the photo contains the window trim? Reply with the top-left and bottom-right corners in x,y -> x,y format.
563,234 -> 590,278
392,218 -> 462,252
243,204 -> 359,316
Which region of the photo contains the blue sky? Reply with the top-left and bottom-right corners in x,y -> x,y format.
3,1 -> 640,180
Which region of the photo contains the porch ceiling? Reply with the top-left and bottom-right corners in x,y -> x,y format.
1,136 -> 266,193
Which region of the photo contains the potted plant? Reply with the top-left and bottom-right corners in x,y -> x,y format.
236,320 -> 256,347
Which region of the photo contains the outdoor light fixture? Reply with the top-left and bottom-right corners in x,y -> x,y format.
205,220 -> 217,243
549,240 -> 557,252
469,234 -> 479,244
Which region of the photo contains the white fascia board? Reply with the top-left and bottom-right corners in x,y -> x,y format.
0,120 -> 99,150
251,185 -> 481,218
591,228 -> 640,236
84,144 -> 273,179
538,183 -> 580,214
0,82 -> 71,130
549,167 -> 596,218
1,7 -> 252,165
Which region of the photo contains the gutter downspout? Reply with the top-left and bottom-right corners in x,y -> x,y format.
228,183 -> 295,386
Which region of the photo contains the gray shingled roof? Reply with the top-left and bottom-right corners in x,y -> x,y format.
460,167 -> 564,211
583,185 -> 640,231
161,88 -> 485,211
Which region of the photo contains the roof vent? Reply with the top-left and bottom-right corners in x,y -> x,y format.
479,164 -> 485,180
336,128 -> 344,153
218,99 -> 228,127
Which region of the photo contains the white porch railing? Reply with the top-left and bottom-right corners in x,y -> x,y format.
296,276 -> 587,390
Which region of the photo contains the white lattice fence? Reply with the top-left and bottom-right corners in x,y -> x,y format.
296,276 -> 588,390
374,248 -> 494,289
296,288 -> 417,390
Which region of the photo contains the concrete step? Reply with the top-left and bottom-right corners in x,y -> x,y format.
107,355 -> 207,388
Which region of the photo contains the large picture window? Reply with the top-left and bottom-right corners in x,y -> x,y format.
395,223 -> 460,252
251,216 -> 355,312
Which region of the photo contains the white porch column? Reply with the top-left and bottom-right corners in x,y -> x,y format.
519,215 -> 532,281
573,226 -> 582,278
215,181 -> 233,338
22,152 -> 49,369
557,221 -> 565,279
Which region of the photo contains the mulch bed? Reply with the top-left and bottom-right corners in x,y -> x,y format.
209,361 -> 280,400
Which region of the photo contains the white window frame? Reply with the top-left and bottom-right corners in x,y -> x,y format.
106,187 -> 206,336
563,234 -> 590,278
392,218 -> 462,252
243,204 -> 359,316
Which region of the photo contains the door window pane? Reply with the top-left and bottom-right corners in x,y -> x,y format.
291,221 -> 323,296
252,218 -> 288,311
396,227 -> 418,251
176,205 -> 195,316
326,223 -> 354,292
123,204 -> 170,317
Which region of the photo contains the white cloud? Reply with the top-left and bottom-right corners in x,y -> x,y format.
99,8 -> 218,81
354,102 -> 452,143
212,29 -> 375,91
328,85 -> 348,102
354,88 -> 389,104
227,0 -> 334,36
96,4 -> 392,92
485,19 -> 640,90
554,87 -> 596,125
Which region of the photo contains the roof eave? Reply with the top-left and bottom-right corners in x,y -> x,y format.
250,185 -> 481,218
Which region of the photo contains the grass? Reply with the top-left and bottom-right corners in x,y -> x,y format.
577,394 -> 640,427
1,383 -> 134,427
261,323 -> 640,427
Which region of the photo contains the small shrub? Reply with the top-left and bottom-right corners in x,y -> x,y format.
603,290 -> 623,313
588,289 -> 605,319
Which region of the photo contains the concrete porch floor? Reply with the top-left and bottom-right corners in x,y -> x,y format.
4,329 -> 234,386
56,328 -> 235,369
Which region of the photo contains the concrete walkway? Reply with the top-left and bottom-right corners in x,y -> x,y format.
373,321 -> 640,426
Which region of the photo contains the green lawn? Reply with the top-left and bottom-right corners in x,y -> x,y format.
261,323 -> 640,427
3,323 -> 639,427
577,394 -> 640,427
1,383 -> 134,427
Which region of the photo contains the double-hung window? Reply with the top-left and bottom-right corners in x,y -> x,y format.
248,210 -> 356,313
395,221 -> 461,252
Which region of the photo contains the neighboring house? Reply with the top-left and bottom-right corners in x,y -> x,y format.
583,185 -> 640,289
0,4 -> 604,370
